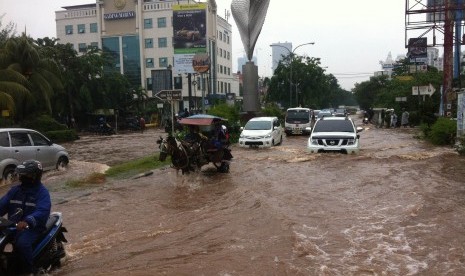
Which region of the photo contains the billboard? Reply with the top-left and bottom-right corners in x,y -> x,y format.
408,37 -> 428,62
173,3 -> 207,74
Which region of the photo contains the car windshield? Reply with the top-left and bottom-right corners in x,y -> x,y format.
244,120 -> 271,130
313,120 -> 355,133
286,110 -> 310,123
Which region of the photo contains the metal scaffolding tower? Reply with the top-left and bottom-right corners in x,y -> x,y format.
405,0 -> 465,115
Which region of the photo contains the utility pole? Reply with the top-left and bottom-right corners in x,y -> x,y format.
443,0 -> 454,116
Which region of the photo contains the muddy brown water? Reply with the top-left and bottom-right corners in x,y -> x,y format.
2,116 -> 465,275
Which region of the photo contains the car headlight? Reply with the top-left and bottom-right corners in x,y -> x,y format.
310,139 -> 318,145
347,138 -> 356,145
265,133 -> 272,138
240,133 -> 244,138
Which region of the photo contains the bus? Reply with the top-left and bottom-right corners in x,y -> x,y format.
284,107 -> 313,135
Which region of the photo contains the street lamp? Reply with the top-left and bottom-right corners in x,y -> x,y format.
270,42 -> 315,107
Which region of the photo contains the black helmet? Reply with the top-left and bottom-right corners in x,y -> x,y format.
15,160 -> 43,183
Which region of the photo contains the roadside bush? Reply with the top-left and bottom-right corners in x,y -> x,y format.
23,115 -> 68,132
427,117 -> 457,145
45,129 -> 79,143
22,115 -> 78,142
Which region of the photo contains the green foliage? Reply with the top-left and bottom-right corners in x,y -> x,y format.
22,114 -> 67,132
105,154 -> 169,179
207,102 -> 241,134
262,103 -> 284,125
427,117 -> 457,145
45,129 -> 79,143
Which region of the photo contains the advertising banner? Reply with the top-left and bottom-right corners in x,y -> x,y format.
173,3 -> 207,74
408,37 -> 428,62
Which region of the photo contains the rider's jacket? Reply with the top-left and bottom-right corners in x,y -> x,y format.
0,182 -> 51,231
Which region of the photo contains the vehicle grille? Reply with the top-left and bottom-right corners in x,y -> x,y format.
245,141 -> 264,146
317,138 -> 349,146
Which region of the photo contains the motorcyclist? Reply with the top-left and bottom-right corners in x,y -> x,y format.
0,160 -> 51,275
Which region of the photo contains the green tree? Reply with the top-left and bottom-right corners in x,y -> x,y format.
0,16 -> 16,47
267,55 -> 352,109
0,35 -> 63,119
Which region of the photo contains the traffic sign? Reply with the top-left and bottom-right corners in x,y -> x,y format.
412,84 -> 436,96
155,90 -> 182,101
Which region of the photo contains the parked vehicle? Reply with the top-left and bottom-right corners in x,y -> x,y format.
0,128 -> 69,183
0,209 -> 68,275
284,107 -> 313,135
238,117 -> 283,148
307,116 -> 363,154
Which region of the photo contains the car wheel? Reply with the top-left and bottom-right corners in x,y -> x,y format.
3,167 -> 16,186
56,156 -> 69,171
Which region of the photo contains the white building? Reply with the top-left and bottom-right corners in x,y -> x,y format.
55,0 -> 237,111
270,42 -> 292,73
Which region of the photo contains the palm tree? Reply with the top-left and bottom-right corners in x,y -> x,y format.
0,35 -> 63,118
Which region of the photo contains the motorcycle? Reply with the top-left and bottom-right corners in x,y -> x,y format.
363,116 -> 369,124
0,209 -> 68,275
157,114 -> 233,174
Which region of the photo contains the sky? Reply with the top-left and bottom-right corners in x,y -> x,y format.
1,0 -> 408,91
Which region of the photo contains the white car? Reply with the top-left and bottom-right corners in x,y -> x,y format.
0,128 -> 69,182
307,116 -> 363,154
238,117 -> 283,148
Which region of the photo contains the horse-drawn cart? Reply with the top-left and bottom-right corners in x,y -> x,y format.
157,114 -> 233,174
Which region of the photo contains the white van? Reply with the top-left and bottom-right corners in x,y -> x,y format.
238,117 -> 283,148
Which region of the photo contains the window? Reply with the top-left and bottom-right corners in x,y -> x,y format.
144,18 -> 153,29
158,37 -> 167,48
78,43 -> 87,53
78,24 -> 85,34
159,57 -> 168,68
0,132 -> 9,147
145,38 -> 153,48
10,132 -> 31,147
65,25 -> 73,35
227,51 -> 230,60
146,78 -> 152,89
90,23 -> 98,33
219,31 -> 223,40
157,17 -> 166,28
30,132 -> 49,146
90,42 -> 98,49
146,58 -> 154,68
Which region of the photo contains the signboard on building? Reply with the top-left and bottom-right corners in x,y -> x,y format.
173,3 -> 207,74
192,53 -> 211,73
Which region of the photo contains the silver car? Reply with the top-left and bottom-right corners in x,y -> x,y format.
0,128 -> 69,182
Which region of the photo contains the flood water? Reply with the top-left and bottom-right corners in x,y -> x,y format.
9,116 -> 465,275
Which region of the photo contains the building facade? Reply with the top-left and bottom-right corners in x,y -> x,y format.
270,42 -> 292,73
55,0 -> 236,112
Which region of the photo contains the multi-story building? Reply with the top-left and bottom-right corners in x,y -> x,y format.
270,42 -> 292,73
55,0 -> 235,112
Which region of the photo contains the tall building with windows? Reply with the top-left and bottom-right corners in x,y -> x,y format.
55,0 -> 235,111
270,42 -> 292,73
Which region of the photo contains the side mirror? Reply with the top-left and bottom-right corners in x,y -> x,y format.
240,126 -> 244,131
305,127 -> 312,132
